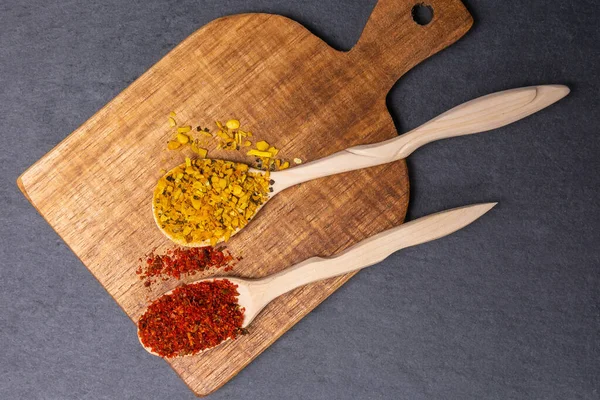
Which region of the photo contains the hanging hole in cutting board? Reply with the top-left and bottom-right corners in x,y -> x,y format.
412,3 -> 434,26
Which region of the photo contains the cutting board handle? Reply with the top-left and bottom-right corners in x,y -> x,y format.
349,0 -> 473,88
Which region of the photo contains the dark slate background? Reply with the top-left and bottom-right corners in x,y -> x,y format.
1,1 -> 598,399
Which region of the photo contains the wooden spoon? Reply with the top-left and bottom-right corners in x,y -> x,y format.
269,85 -> 569,193
155,85 -> 568,246
140,202 -> 496,356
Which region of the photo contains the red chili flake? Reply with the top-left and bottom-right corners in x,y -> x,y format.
138,279 -> 246,357
137,246 -> 239,287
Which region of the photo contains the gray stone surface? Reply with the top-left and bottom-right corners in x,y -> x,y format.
1,0 -> 599,399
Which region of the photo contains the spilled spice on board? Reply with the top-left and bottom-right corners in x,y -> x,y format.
137,279 -> 246,357
136,246 -> 239,287
165,113 -> 292,171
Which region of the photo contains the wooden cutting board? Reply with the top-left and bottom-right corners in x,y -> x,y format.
18,0 -> 472,396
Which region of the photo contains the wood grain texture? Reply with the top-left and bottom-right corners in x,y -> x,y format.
17,0 -> 472,396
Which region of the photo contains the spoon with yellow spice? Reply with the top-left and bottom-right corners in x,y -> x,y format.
153,85 -> 568,246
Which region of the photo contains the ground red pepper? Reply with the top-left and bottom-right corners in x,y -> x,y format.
138,279 -> 246,357
136,246 -> 238,287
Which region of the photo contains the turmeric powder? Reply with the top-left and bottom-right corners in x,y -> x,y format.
154,158 -> 270,246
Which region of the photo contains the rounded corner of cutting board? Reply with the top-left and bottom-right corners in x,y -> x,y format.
461,8 -> 475,33
17,170 -> 35,206
185,11 -> 340,58
190,11 -> 315,36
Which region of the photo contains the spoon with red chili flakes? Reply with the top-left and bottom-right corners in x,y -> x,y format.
137,279 -> 245,357
138,203 -> 495,357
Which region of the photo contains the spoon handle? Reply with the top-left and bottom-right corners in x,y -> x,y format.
272,85 -> 568,192
260,203 -> 496,301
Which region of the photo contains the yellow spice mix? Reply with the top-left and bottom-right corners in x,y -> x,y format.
153,158 -> 271,246
166,113 -> 292,171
